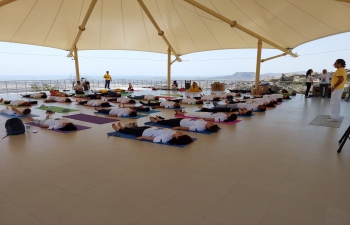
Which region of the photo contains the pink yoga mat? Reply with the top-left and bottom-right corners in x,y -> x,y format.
174,115 -> 241,124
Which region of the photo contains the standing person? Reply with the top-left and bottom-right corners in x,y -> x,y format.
319,69 -> 330,98
104,71 -> 112,89
305,69 -> 313,98
327,59 -> 347,122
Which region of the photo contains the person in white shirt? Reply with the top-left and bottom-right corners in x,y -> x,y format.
174,110 -> 237,122
305,69 -> 314,98
21,93 -> 47,98
74,81 -> 84,94
212,101 -> 266,112
2,99 -> 32,106
319,69 -> 330,98
45,96 -> 72,103
167,96 -> 203,104
28,115 -> 77,130
140,100 -> 181,109
0,106 -> 31,116
149,116 -> 220,132
111,122 -> 193,145
94,107 -> 137,117
196,94 -> 220,101
76,99 -> 110,107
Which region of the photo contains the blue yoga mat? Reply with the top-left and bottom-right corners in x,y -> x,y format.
194,110 -> 255,117
94,112 -> 148,119
138,109 -> 161,114
0,113 -> 39,118
144,122 -> 213,135
107,131 -> 196,148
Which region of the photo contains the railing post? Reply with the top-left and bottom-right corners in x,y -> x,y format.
25,81 -> 27,92
15,81 -> 18,93
5,81 -> 8,93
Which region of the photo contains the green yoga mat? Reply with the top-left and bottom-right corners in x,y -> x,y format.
36,105 -> 79,113
120,93 -> 130,96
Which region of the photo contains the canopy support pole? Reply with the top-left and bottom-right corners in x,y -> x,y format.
137,0 -> 181,62
73,46 -> 80,81
255,41 -> 262,90
0,0 -> 16,8
183,0 -> 297,58
167,47 -> 171,89
261,53 -> 287,63
67,0 -> 98,57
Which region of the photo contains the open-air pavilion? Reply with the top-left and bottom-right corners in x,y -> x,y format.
0,0 -> 350,224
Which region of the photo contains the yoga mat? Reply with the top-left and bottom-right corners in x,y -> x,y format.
174,115 -> 241,125
309,115 -> 344,128
121,93 -> 130,96
36,105 -> 79,113
0,113 -> 39,118
195,110 -> 255,117
63,113 -> 119,124
107,131 -> 196,148
144,122 -> 213,135
138,109 -> 161,114
94,112 -> 148,119
0,103 -> 34,107
26,122 -> 91,133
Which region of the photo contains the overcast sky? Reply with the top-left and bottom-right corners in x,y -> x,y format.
0,32 -> 349,80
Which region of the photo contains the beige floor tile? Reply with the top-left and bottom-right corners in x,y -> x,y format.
225,183 -> 278,212
74,210 -> 132,225
260,212 -> 305,225
132,159 -> 179,177
168,187 -> 222,217
0,192 -> 10,205
70,157 -> 113,172
287,169 -> 331,188
33,197 -> 100,225
19,159 -> 65,175
206,198 -> 266,225
0,202 -> 30,225
330,175 -> 350,194
0,176 -> 52,200
0,168 -> 34,186
206,164 -> 250,181
240,170 -> 288,192
78,180 -> 132,208
136,177 -> 187,202
324,207 -> 350,225
327,191 -> 350,214
268,194 -> 325,225
137,203 -> 202,225
7,215 -> 45,225
189,174 -> 238,198
111,169 -> 160,190
161,166 -> 206,186
279,180 -> 328,205
89,162 -> 134,180
197,219 -> 220,225
105,191 -> 163,224
13,186 -> 75,214
36,165 -> 85,184
56,173 -> 108,195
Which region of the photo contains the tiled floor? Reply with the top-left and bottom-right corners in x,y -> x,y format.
1,90 -> 350,225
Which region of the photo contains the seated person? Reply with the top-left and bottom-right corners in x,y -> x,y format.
111,122 -> 193,145
45,96 -> 72,103
167,96 -> 203,104
1,99 -> 32,106
187,82 -> 201,92
199,105 -> 254,115
149,115 -> 220,132
50,90 -> 70,97
118,104 -> 151,112
174,110 -> 237,122
140,100 -> 181,109
1,106 -> 31,116
81,79 -> 90,91
94,107 -> 137,117
28,115 -> 77,130
172,81 -> 178,90
127,83 -> 134,91
21,92 -> 47,98
74,81 -> 84,94
213,101 -> 266,112
76,99 -> 111,107
107,97 -> 136,104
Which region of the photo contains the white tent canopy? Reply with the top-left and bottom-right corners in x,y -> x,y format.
0,0 -> 349,87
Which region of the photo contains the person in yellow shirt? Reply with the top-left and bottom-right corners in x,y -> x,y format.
187,82 -> 201,92
327,59 -> 347,122
104,71 -> 112,89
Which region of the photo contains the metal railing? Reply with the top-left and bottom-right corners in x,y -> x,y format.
0,78 -> 348,94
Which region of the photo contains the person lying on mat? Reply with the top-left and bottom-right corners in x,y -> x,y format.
213,101 -> 266,112
45,96 -> 72,103
111,122 -> 193,145
0,106 -> 31,116
107,97 -> 136,104
0,99 -> 32,106
118,104 -> 151,112
21,92 -> 47,98
129,95 -> 160,101
140,100 -> 181,109
76,99 -> 111,107
199,105 -> 254,114
149,115 -> 220,132
174,110 -> 237,122
210,92 -> 234,99
193,94 -> 220,101
28,115 -> 77,130
50,90 -> 70,97
166,96 -> 203,105
94,107 -> 138,117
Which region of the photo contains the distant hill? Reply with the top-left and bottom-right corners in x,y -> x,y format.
212,72 -> 305,80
